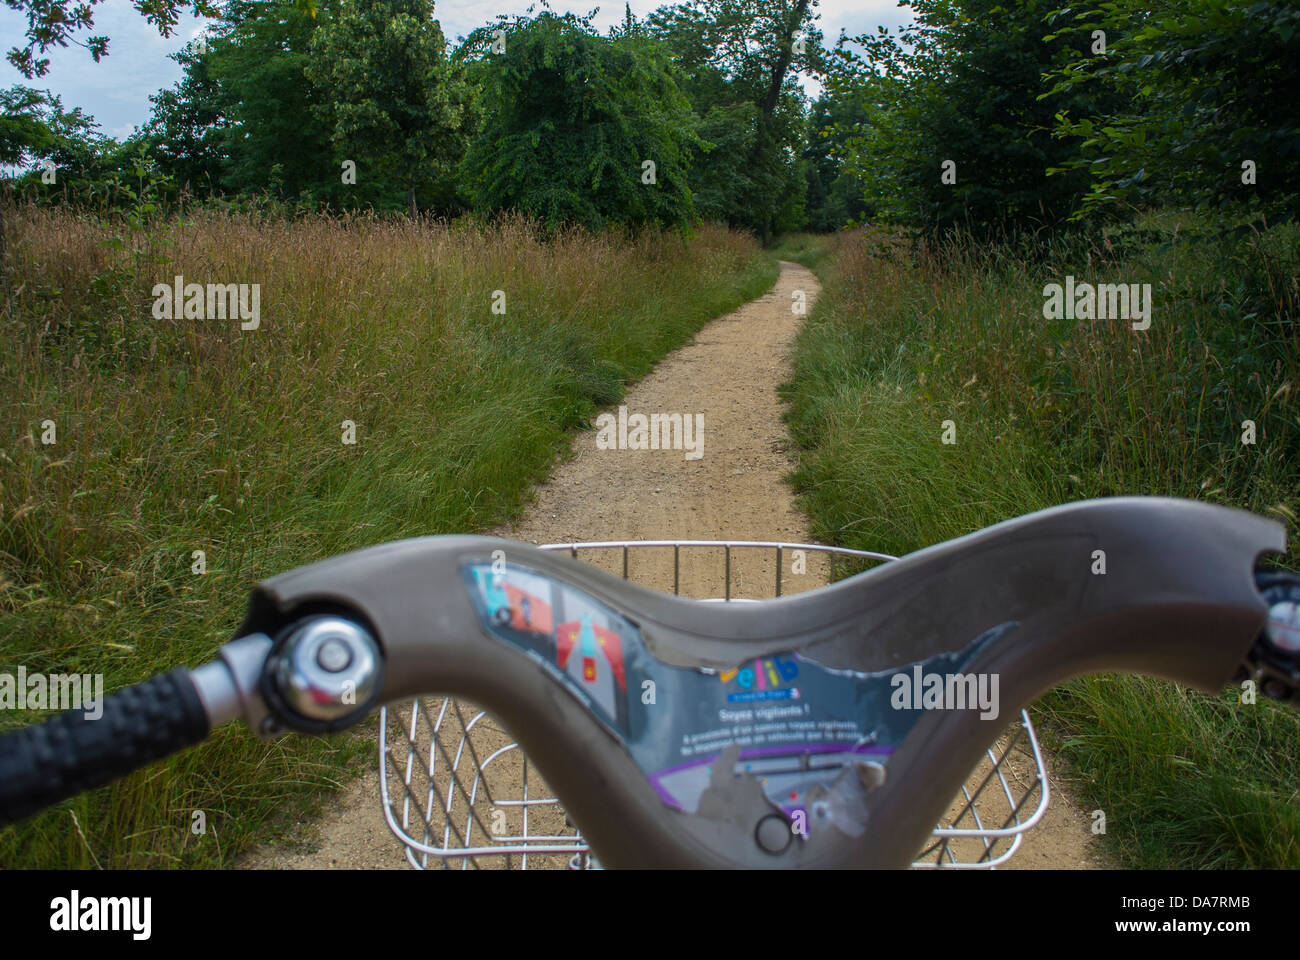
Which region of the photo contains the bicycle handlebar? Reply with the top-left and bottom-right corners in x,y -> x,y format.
1,496 -> 1295,868
0,670 -> 209,825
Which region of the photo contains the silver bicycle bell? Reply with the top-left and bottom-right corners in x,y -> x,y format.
269,616 -> 382,723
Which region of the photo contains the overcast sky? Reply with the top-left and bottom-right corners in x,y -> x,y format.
0,0 -> 915,140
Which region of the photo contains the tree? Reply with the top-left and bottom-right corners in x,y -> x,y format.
1043,0 -> 1300,227
829,0 -> 1117,240
138,1 -> 333,204
0,84 -> 114,182
306,0 -> 467,220
0,85 -> 169,224
3,0 -> 322,78
644,0 -> 823,240
0,86 -> 66,168
461,12 -> 701,233
1,0 -> 225,271
802,93 -> 872,231
141,39 -> 226,197
4,0 -> 237,78
0,84 -> 66,268
211,0 -> 342,203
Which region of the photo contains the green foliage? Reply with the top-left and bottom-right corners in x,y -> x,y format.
644,0 -> 821,240
5,1 -> 828,233
1039,676 -> 1300,869
461,13 -> 701,233
0,85 -> 182,220
0,87 -> 67,167
689,101 -> 760,226
0,208 -> 773,867
0,86 -> 107,174
1043,1 -> 1300,227
206,0 -> 338,203
130,0 -> 470,214
784,223 -> 1300,867
306,0 -> 469,218
644,0 -> 826,106
4,0 -> 220,78
135,2 -> 340,206
141,43 -> 225,196
802,94 -> 874,232
768,231 -> 833,270
828,0 -> 1119,240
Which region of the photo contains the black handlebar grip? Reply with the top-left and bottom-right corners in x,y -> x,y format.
0,668 -> 210,827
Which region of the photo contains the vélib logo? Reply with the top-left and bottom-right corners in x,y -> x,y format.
719,655 -> 799,702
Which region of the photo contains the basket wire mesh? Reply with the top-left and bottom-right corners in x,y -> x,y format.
380,540 -> 1049,869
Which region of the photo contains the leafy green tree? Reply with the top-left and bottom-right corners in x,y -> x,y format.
4,0 -> 207,77
461,12 -> 701,233
688,101 -> 761,226
0,85 -> 65,267
2,0 -> 322,78
646,0 -> 824,107
142,0 -> 426,211
306,0 -> 467,219
141,40 -> 227,197
830,0 -> 1116,240
1043,0 -> 1300,227
0,85 -> 176,223
0,84 -> 113,181
802,94 -> 872,231
645,0 -> 823,240
137,2 -> 339,204
207,0 -> 336,201
1,86 -> 69,169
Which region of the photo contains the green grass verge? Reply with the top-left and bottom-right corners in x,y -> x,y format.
0,207 -> 778,867
779,221 -> 1300,869
768,232 -> 835,272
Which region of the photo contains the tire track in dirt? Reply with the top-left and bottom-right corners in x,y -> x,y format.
239,261 -> 1107,869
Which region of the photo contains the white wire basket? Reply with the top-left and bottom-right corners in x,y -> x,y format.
380,540 -> 1050,869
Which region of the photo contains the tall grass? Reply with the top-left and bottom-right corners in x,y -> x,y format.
782,221 -> 1300,868
768,233 -> 835,272
0,205 -> 777,867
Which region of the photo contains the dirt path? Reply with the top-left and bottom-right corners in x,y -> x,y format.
240,261 -> 1107,870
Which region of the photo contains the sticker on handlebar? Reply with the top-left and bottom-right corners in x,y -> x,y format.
465,561 -> 634,733
463,561 -> 1013,835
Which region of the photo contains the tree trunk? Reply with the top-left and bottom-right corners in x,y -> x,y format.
407,179 -> 417,222
760,0 -> 812,116
747,0 -> 812,246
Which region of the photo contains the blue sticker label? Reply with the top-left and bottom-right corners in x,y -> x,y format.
463,560 -> 1011,830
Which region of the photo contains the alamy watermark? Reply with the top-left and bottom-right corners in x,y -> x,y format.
151,274 -> 260,330
0,668 -> 104,719
50,890 -> 151,940
594,405 -> 704,461
1042,275 -> 1151,330
890,665 -> 1000,720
